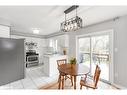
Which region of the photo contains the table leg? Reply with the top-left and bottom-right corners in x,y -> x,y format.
74,76 -> 76,89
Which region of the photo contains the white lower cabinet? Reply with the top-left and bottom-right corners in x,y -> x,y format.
43,55 -> 67,77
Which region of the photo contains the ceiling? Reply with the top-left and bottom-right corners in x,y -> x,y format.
0,6 -> 127,36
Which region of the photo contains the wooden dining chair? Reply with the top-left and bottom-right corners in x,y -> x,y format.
80,65 -> 101,89
57,59 -> 73,89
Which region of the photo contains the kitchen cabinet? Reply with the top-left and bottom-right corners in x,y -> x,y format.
43,54 -> 67,77
45,34 -> 69,54
0,25 -> 10,38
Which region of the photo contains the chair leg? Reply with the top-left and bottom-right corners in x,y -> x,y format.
58,74 -> 60,82
65,75 -> 67,80
61,76 -> 64,89
80,85 -> 82,89
71,76 -> 73,86
58,75 -> 61,89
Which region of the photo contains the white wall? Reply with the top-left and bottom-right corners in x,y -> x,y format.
68,15 -> 127,88
113,16 -> 127,88
11,35 -> 46,64
0,25 -> 10,38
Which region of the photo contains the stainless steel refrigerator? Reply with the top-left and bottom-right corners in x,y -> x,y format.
0,37 -> 25,86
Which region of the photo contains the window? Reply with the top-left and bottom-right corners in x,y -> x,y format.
49,39 -> 53,47
54,40 -> 58,52
49,39 -> 58,52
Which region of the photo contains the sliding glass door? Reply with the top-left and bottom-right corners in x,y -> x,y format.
91,35 -> 109,81
78,37 -> 91,69
77,33 -> 111,82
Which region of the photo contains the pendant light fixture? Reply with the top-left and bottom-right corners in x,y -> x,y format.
61,5 -> 82,32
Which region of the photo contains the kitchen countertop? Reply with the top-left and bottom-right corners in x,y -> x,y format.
43,54 -> 66,57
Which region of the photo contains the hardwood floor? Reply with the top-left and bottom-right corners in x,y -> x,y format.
39,76 -> 118,90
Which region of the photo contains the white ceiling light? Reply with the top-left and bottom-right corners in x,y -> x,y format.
33,29 -> 40,34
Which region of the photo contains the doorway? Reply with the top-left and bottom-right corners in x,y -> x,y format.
76,30 -> 113,82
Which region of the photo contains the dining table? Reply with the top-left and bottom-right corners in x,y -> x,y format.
58,63 -> 90,89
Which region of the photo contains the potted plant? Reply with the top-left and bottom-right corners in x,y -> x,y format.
69,57 -> 77,64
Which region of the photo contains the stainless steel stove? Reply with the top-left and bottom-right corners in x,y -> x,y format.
26,50 -> 39,67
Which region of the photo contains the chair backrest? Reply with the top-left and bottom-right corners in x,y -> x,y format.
57,59 -> 67,67
93,65 -> 101,87
93,65 -> 98,80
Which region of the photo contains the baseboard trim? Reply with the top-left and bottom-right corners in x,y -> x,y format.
86,75 -> 126,89
111,83 -> 127,89
100,81 -> 126,89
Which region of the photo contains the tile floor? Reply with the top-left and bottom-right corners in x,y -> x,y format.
0,65 -> 117,90
0,65 -> 58,89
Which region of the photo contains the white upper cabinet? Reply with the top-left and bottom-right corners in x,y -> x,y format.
45,34 -> 69,54
0,25 -> 10,38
